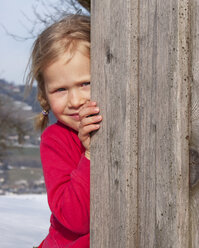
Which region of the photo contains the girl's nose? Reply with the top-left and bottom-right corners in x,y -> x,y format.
67,89 -> 85,109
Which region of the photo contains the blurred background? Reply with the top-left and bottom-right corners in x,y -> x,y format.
0,1 -> 89,247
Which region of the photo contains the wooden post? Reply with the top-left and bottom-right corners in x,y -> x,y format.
91,0 -> 192,247
190,0 -> 199,247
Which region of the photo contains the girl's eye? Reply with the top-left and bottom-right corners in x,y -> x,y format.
56,88 -> 66,92
81,82 -> 90,87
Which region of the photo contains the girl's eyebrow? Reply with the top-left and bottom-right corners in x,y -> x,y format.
76,80 -> 90,85
73,76 -> 91,84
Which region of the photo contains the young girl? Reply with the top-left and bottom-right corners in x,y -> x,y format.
26,14 -> 102,248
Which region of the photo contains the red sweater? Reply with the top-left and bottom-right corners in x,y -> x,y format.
38,121 -> 90,248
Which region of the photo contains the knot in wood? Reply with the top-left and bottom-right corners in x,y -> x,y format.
190,147 -> 199,188
106,48 -> 114,64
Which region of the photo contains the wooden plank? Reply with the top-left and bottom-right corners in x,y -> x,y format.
190,0 -> 199,247
138,0 -> 190,247
90,0 -> 139,247
91,0 -> 190,247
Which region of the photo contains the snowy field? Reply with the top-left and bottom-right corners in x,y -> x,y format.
0,194 -> 50,248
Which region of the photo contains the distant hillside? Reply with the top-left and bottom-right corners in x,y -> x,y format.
0,79 -> 41,113
0,79 -> 56,124
0,79 -> 46,194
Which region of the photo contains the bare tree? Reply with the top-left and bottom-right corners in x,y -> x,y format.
0,94 -> 31,158
1,0 -> 90,41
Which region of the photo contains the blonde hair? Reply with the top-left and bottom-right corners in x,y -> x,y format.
26,14 -> 90,131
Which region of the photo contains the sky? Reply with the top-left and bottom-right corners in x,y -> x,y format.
0,0 -> 85,85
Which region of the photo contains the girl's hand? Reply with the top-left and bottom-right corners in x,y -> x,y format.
78,101 -> 102,159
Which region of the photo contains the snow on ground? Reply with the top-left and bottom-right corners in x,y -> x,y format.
0,194 -> 50,248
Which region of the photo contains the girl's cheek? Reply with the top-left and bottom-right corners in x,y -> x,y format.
86,89 -> 91,100
49,97 -> 64,112
79,91 -> 90,102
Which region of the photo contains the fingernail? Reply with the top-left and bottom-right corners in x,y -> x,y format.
95,107 -> 99,112
96,115 -> 102,120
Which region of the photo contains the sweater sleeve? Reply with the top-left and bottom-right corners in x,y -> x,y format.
40,129 -> 90,235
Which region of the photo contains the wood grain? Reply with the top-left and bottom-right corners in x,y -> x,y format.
91,0 -> 139,247
91,0 -> 191,247
190,0 -> 199,247
138,0 -> 190,247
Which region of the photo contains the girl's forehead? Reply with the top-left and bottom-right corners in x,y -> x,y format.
56,41 -> 90,65
42,47 -> 90,74
74,41 -> 90,58
43,48 -> 90,86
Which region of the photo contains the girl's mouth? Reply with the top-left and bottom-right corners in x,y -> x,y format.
69,114 -> 80,121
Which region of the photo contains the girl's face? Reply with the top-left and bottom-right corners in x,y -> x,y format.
43,48 -> 90,131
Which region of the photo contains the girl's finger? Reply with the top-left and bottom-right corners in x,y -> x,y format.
79,106 -> 100,119
81,115 -> 102,126
80,101 -> 97,111
79,124 -> 100,137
